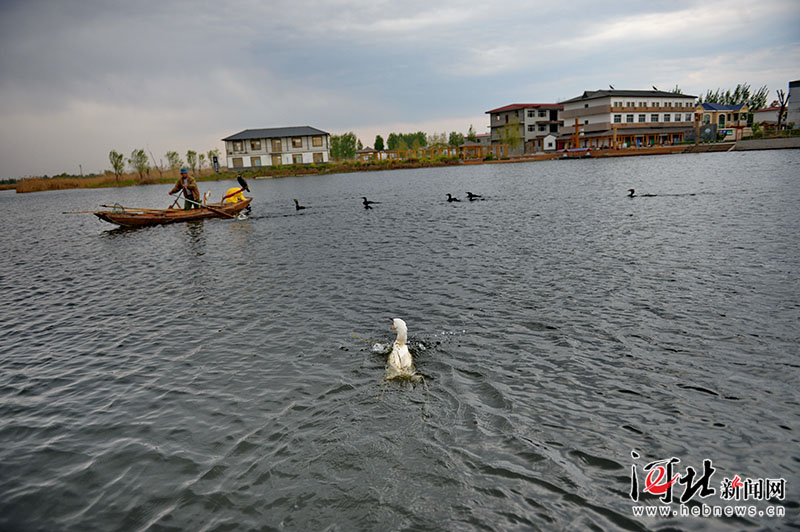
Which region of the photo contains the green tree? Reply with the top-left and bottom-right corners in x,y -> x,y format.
467,125 -> 477,142
109,150 -> 125,182
374,135 -> 385,151
198,153 -> 206,171
186,150 -> 198,173
387,131 -> 427,150
128,149 -> 149,181
330,132 -> 357,160
427,132 -> 447,147
448,131 -> 465,146
357,139 -> 364,151
166,151 -> 183,170
499,117 -> 523,154
698,83 -> 768,110
387,133 -> 400,150
207,149 -> 221,171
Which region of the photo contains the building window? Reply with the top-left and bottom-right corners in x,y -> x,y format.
664,114 -> 671,122
653,102 -> 660,108
665,102 -> 672,107
584,103 -> 589,108
675,113 -> 681,122
232,157 -> 243,168
313,152 -> 324,163
703,114 -> 711,124
638,101 -> 646,107
613,114 -> 622,123
251,156 -> 262,166
271,139 -> 281,152
638,114 -> 646,122
233,141 -> 243,153
614,101 -> 622,107
528,125 -> 535,132
271,155 -> 282,166
292,154 -> 303,164
250,140 -> 261,151
685,113 -> 693,122
292,137 -> 303,148
626,114 -> 634,123
312,136 -> 323,147
626,101 -> 633,107
538,125 -> 547,131
528,110 -> 535,118
651,114 -> 659,122
539,110 -> 547,118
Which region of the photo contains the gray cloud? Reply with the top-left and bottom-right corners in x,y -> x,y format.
1,0 -> 798,178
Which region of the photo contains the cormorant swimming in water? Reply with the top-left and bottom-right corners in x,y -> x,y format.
293,199 -> 307,210
446,193 -> 461,202
466,192 -> 482,201
362,197 -> 379,209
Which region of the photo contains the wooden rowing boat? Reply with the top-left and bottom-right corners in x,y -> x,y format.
93,198 -> 252,227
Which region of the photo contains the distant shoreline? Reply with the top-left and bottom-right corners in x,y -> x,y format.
10,137 -> 799,194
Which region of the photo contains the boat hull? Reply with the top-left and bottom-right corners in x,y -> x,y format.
94,198 -> 252,227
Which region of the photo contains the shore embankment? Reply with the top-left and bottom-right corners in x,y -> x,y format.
7,136 -> 799,193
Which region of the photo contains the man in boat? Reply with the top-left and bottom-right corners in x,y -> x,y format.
169,168 -> 201,210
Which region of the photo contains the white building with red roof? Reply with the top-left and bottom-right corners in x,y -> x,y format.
752,106 -> 781,126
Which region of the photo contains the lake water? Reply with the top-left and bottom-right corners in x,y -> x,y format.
1,151 -> 799,531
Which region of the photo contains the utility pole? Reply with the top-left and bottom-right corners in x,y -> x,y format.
79,164 -> 83,177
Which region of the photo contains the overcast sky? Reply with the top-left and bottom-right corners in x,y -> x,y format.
1,0 -> 798,179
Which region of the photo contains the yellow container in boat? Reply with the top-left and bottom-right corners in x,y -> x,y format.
224,188 -> 244,203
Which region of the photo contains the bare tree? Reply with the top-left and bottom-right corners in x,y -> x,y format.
776,89 -> 788,131
148,149 -> 164,179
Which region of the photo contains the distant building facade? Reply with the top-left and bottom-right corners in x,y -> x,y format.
463,133 -> 491,147
695,103 -> 750,140
559,90 -> 697,149
788,80 -> 800,128
486,104 -> 563,154
223,126 -> 330,170
752,106 -> 781,126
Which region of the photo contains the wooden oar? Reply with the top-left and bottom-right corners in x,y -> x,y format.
183,197 -> 235,218
100,204 -> 177,212
168,190 -> 183,209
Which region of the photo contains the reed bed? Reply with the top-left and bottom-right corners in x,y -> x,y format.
15,168 -> 219,193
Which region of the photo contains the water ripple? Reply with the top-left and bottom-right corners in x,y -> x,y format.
1,152 -> 799,530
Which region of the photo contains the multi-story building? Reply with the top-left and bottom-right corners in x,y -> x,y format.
486,104 -> 563,154
558,90 -> 697,149
223,126 -> 330,170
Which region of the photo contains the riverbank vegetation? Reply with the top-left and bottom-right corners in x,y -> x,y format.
13,156 -> 464,193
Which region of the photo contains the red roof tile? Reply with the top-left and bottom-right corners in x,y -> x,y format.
486,103 -> 563,114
